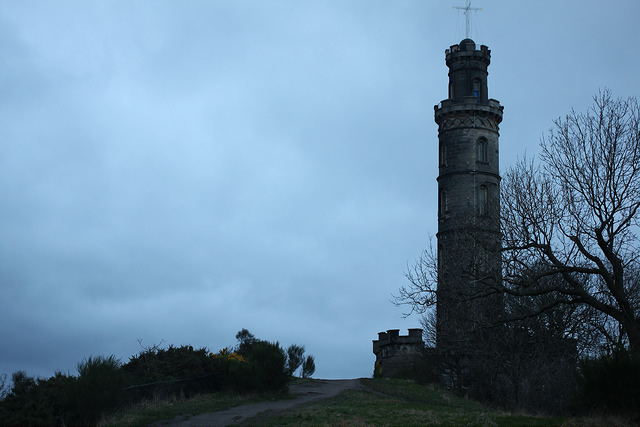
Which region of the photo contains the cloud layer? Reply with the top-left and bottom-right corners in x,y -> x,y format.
0,0 -> 638,379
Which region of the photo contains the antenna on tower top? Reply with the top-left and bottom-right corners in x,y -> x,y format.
453,0 -> 482,39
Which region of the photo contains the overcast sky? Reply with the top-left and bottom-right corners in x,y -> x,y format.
1,0 -> 638,380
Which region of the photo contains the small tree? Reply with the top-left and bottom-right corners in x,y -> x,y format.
301,356 -> 316,378
235,328 -> 258,357
286,344 -> 305,377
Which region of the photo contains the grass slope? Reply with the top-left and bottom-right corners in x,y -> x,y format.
236,378 -> 567,427
99,392 -> 290,426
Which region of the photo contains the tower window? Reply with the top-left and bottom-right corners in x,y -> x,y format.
440,143 -> 447,166
472,79 -> 480,101
477,185 -> 488,215
476,137 -> 488,163
439,190 -> 449,217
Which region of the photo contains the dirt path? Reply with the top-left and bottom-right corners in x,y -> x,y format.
150,379 -> 363,427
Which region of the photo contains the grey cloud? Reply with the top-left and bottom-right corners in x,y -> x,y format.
0,0 -> 638,380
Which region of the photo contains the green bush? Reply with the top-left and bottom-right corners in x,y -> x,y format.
286,344 -> 305,376
75,355 -> 125,424
576,349 -> 640,416
0,331 -> 308,425
229,341 -> 289,392
122,339 -> 291,397
301,355 -> 316,378
235,328 -> 258,357
122,345 -> 222,399
373,360 -> 383,378
252,341 -> 289,391
0,371 -> 78,426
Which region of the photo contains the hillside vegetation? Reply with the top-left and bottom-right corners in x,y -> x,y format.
0,329 -> 314,426
106,377 -> 625,427
237,378 -> 569,427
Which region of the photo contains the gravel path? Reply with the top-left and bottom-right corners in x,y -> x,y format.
149,379 -> 363,427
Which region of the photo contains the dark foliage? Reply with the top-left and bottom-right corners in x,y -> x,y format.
229,341 -> 289,392
0,329 -> 303,426
0,371 -> 76,426
576,350 -> 640,417
235,328 -> 258,357
0,366 -> 126,426
0,373 -> 8,401
286,344 -> 305,376
122,344 -> 222,399
301,355 -> 316,378
75,355 -> 126,424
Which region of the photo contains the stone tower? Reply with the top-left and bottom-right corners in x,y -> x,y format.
434,39 -> 503,352
372,329 -> 425,377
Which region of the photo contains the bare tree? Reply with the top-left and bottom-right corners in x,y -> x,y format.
397,90 -> 639,355
397,238 -> 439,316
501,90 -> 640,353
0,373 -> 9,401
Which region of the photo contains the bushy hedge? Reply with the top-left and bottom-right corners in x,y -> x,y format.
0,371 -> 76,426
122,344 -> 223,400
0,330 -> 310,426
0,357 -> 124,426
576,349 -> 640,417
76,355 -> 126,424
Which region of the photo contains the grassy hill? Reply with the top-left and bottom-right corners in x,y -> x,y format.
103,378 -> 588,426
238,378 -> 569,427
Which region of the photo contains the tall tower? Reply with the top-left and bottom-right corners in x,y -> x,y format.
434,39 -> 503,352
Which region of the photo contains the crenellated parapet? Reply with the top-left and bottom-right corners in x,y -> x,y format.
372,329 -> 425,377
445,39 -> 491,67
441,38 -> 494,105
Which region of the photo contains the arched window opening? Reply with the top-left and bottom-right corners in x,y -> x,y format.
477,185 -> 488,215
476,137 -> 488,163
440,190 -> 449,217
440,143 -> 446,166
449,82 -> 454,99
472,79 -> 480,101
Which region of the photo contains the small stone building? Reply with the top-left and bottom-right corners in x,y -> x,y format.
372,329 -> 425,378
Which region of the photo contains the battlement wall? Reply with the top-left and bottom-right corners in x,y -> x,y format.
446,41 -> 490,55
372,329 -> 425,378
373,328 -> 423,353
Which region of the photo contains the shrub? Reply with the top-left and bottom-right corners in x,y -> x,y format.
1,331 -> 311,425
122,345 -> 222,399
301,355 -> 316,378
286,344 -> 305,376
252,341 -> 289,391
235,329 -> 258,357
576,349 -> 640,416
230,341 -> 289,392
373,360 -> 383,378
209,347 -> 248,390
0,371 -> 77,426
75,355 -> 125,424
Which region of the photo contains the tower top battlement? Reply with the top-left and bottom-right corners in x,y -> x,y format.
441,39 -> 495,105
446,38 -> 490,53
445,39 -> 490,63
